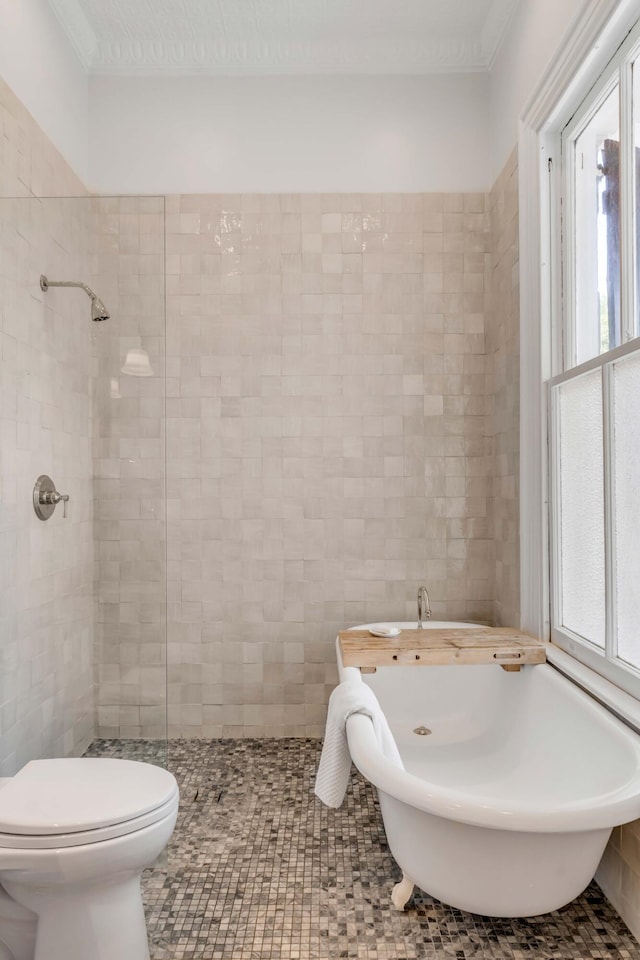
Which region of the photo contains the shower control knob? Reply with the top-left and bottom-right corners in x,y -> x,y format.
40,490 -> 68,505
33,475 -> 70,521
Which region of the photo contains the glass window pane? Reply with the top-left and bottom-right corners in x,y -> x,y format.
574,84 -> 621,365
556,370 -> 606,647
613,352 -> 640,667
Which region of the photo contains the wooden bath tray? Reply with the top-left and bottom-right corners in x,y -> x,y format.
339,627 -> 546,672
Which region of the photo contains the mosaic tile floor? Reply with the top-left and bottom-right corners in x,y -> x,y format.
86,739 -> 639,960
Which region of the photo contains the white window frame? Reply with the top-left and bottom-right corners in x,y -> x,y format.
561,24 -> 640,371
519,0 -> 640,702
548,339 -> 640,700
549,20 -> 640,699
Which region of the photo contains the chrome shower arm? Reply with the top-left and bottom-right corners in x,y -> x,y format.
40,276 -> 97,299
40,275 -> 110,321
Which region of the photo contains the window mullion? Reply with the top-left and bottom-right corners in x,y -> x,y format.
548,383 -> 562,633
562,132 -> 577,370
620,60 -> 635,343
602,362 -> 617,661
549,139 -> 564,378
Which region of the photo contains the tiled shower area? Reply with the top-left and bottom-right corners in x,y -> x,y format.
117,188 -> 502,742
72,181 -> 519,745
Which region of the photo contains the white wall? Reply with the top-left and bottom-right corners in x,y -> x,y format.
2,0 -> 589,196
490,0 -> 589,180
0,0 -> 88,186
88,74 -> 491,194
0,0 -> 596,194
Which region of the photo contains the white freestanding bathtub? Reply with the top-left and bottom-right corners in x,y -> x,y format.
338,621 -> 640,918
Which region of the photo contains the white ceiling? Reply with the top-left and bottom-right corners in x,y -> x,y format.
47,0 -> 520,75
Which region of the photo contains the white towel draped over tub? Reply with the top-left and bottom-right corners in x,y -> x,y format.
314,680 -> 403,808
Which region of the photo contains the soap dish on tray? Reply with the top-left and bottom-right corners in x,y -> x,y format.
368,625 -> 401,638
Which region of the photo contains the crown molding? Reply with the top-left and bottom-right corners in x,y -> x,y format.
481,0 -> 519,71
48,0 -> 97,70
92,38 -> 487,75
48,0 -> 519,76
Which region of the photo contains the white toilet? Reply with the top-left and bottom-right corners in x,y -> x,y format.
0,758 -> 179,960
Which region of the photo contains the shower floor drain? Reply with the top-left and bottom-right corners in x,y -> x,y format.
413,726 -> 432,736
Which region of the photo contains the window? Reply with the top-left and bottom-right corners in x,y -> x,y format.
573,83 -> 621,363
549,20 -> 640,697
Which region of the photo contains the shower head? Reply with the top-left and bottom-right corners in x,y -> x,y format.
91,296 -> 110,323
40,275 -> 110,322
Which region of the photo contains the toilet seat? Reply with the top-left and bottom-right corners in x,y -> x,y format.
0,759 -> 178,850
0,792 -> 179,849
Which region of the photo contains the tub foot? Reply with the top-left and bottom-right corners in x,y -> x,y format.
391,874 -> 415,911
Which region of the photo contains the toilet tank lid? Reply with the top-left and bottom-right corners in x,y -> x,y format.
0,759 -> 178,835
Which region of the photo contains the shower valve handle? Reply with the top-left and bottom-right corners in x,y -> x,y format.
33,475 -> 70,520
40,490 -> 69,506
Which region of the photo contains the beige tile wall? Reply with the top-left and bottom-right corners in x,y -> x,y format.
0,79 -> 94,773
597,822 -> 640,941
0,79 -> 86,200
163,192 -> 493,737
488,148 -> 520,627
92,196 -> 167,740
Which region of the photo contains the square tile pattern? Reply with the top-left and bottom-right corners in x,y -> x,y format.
86,739 -> 638,959
488,148 -> 519,630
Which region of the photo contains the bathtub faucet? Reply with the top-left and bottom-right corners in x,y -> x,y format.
417,586 -> 431,629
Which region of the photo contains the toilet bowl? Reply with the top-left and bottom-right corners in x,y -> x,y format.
0,758 -> 179,960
